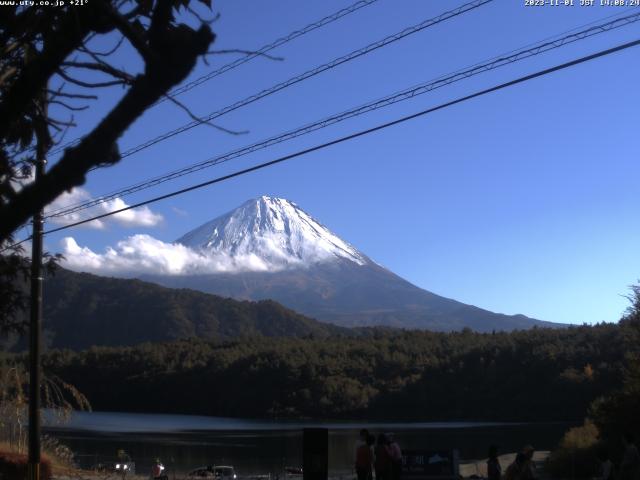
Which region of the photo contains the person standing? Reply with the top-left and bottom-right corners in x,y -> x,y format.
487,445 -> 501,480
152,458 -> 167,480
520,445 -> 536,480
375,434 -> 392,480
355,434 -> 375,480
386,433 -> 402,480
355,429 -> 369,462
503,452 -> 526,480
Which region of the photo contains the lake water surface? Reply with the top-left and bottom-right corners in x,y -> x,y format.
45,411 -> 575,476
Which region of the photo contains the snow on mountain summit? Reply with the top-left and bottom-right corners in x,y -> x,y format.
175,196 -> 368,270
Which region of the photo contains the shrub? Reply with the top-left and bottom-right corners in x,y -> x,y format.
546,421 -> 600,478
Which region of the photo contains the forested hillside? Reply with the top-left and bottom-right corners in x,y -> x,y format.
39,319 -> 639,422
9,268 -> 344,350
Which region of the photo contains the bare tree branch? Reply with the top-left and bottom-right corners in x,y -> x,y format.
61,60 -> 134,83
56,69 -> 129,89
0,8 -> 215,240
47,116 -> 77,128
47,89 -> 98,100
101,3 -> 155,63
0,5 -> 110,140
50,119 -> 75,148
0,66 -> 18,88
79,35 -> 125,57
163,93 -> 249,136
48,100 -> 89,112
1,41 -> 21,59
186,6 -> 220,26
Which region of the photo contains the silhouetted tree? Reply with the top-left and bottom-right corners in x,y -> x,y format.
590,283 -> 640,439
0,0 -> 220,331
0,1 -> 216,241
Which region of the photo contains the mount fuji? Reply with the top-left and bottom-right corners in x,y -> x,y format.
143,196 -> 556,331
175,196 -> 369,271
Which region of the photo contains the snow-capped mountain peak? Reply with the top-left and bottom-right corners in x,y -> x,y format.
175,196 -> 368,271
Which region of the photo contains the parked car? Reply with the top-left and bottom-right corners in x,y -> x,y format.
188,465 -> 237,479
91,451 -> 135,477
114,460 -> 136,476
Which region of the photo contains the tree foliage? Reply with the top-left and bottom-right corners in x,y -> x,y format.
0,0 -> 221,336
6,267 -> 346,350
0,1 -> 220,451
26,320 -> 638,422
589,283 -> 640,440
0,0 -> 216,243
0,354 -> 90,453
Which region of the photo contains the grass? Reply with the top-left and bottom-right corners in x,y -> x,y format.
0,440 -> 73,479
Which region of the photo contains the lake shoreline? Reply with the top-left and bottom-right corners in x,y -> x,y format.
51,451 -> 553,480
41,412 -> 571,477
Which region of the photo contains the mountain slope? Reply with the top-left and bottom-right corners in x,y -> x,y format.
12,268 -> 345,350
176,196 -> 368,270
141,196 -> 556,332
145,259 -> 555,331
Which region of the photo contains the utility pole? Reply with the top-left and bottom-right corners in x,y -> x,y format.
28,92 -> 48,480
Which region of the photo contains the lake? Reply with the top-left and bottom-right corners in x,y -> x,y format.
44,411 -> 575,476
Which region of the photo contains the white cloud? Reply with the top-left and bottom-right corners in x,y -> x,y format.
60,234 -> 273,276
45,187 -> 163,229
13,172 -> 162,229
171,206 -> 189,217
102,198 -> 163,228
46,188 -> 106,229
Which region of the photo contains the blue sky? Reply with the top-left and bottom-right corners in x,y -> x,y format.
39,0 -> 640,325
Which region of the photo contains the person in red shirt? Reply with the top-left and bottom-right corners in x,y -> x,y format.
152,459 -> 167,480
356,433 -> 375,480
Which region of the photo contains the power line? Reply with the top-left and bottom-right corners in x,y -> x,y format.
46,9 -> 639,218
93,0 -> 494,162
45,0 -> 382,157
45,0 -> 496,217
163,0 -> 380,101
44,10 -> 640,220
31,37 -> 640,242
5,36 -> 638,253
23,5 -> 636,163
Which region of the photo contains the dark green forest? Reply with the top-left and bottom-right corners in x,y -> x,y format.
6,268 -> 345,350
34,316 -> 639,425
